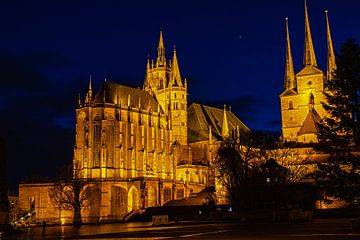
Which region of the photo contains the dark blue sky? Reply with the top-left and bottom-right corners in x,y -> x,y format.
1,0 -> 360,189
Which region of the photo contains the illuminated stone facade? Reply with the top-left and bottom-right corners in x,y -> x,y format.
280,2 -> 336,143
18,32 -> 250,224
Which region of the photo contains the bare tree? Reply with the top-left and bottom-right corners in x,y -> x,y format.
49,164 -> 94,226
263,148 -> 313,183
214,135 -> 261,213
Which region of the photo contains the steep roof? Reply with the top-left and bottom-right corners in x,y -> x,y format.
188,103 -> 250,143
92,81 -> 161,112
297,109 -> 321,136
296,65 -> 323,76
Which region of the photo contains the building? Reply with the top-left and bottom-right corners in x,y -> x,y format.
18,32 -> 250,224
280,1 -> 336,143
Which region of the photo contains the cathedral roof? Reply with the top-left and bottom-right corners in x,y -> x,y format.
280,88 -> 297,97
297,109 -> 321,136
92,81 -> 161,112
187,103 -> 250,143
296,65 -> 323,77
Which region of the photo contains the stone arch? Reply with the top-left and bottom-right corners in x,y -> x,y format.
127,186 -> 139,212
111,186 -> 127,219
147,186 -> 157,207
81,184 -> 101,223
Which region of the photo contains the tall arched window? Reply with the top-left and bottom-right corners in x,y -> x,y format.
131,149 -> 136,170
120,147 -> 124,169
288,100 -> 293,110
93,117 -> 101,168
309,92 -> 314,109
106,120 -> 115,168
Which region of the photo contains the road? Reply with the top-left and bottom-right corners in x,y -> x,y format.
3,218 -> 360,240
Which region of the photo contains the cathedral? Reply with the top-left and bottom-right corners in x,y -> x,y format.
280,1 -> 336,143
18,31 -> 249,224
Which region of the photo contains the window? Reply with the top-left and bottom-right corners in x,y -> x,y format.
120,148 -> 124,169
309,93 -> 314,106
93,120 -> 101,168
288,101 -> 293,110
106,123 -> 114,167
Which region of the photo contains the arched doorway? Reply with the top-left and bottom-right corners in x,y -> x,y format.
111,186 -> 127,219
127,186 -> 139,212
147,186 -> 157,207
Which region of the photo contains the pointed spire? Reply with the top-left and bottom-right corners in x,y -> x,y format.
146,57 -> 151,71
144,57 -> 151,89
303,0 -> 317,66
326,10 -> 336,81
284,17 -> 296,90
86,75 -> 93,104
222,105 -> 230,140
171,45 -> 183,87
77,93 -> 82,108
156,30 -> 166,67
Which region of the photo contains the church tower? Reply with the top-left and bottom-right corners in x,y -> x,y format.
280,0 -> 335,143
144,31 -> 188,145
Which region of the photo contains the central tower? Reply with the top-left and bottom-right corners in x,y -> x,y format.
144,31 -> 188,145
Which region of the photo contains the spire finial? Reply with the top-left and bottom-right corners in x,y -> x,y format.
284,17 -> 296,90
171,44 -> 183,87
77,93 -> 82,108
222,104 -> 230,140
303,0 -> 317,67
89,74 -> 92,91
326,10 -> 336,81
156,30 -> 166,67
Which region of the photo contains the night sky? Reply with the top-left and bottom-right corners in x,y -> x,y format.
1,0 -> 360,190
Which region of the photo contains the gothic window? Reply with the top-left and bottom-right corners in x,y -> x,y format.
130,123 -> 135,146
160,129 -> 164,149
131,149 -> 135,170
93,119 -> 101,168
160,78 -> 164,89
106,122 -> 115,168
143,151 -> 147,172
120,147 -> 124,169
151,127 -> 155,150
288,101 -> 293,110
119,122 -> 123,145
174,93 -> 177,98
140,126 -> 145,148
151,153 -> 156,172
309,93 -> 314,108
